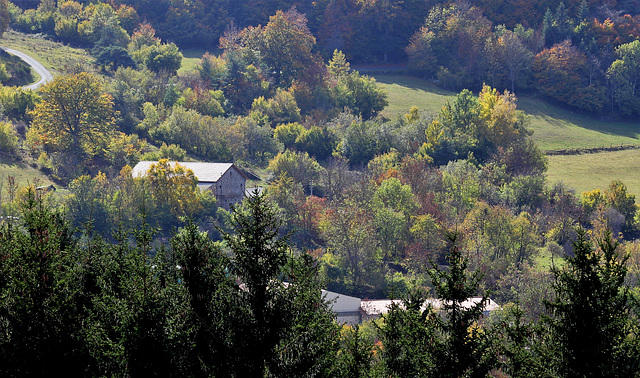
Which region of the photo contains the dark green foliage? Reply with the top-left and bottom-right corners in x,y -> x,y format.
296,126 -> 338,161
545,229 -> 640,377
341,120 -> 392,167
378,287 -> 436,376
500,175 -> 547,210
542,3 -> 574,47
93,44 -> 136,70
141,42 -> 183,75
379,235 -> 496,377
171,222 -> 235,376
223,191 -> 339,376
0,188 -> 87,376
333,324 -> 378,378
490,304 -> 550,378
1,189 -> 339,376
330,71 -> 388,120
83,221 -> 182,376
427,235 -> 496,377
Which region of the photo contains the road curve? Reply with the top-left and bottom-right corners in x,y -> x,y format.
1,47 -> 54,90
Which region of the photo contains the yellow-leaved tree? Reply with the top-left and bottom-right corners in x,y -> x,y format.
146,159 -> 203,217
28,72 -> 115,159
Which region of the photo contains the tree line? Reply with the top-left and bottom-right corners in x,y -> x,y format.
404,1 -> 640,117
2,187 -> 639,376
1,5 -> 640,375
7,1 -> 640,118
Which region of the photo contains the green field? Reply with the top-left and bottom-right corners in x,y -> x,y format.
0,154 -> 55,190
546,149 -> 640,198
1,30 -> 92,76
375,74 -> 640,197
178,48 -> 219,75
374,74 -> 640,152
374,75 -> 453,119
517,97 -> 640,151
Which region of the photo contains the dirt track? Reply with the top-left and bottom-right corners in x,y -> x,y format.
1,47 -> 53,90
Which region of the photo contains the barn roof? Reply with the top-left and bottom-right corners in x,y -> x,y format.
132,161 -> 248,183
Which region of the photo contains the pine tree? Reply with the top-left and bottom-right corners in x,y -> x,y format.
223,192 -> 338,376
545,228 -> 639,377
378,233 -> 496,377
0,188 -> 88,375
428,233 -> 496,377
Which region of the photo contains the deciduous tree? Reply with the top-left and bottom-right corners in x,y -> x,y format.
533,40 -> 606,112
243,8 -> 319,87
28,72 -> 115,159
608,40 -> 640,116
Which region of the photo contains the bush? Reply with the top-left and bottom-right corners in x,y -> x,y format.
0,121 -> 18,154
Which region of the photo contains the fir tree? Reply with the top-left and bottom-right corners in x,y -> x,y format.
545,228 -> 639,377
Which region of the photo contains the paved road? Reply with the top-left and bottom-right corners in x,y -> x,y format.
1,47 -> 53,90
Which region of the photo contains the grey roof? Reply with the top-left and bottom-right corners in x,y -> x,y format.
132,161 -> 247,183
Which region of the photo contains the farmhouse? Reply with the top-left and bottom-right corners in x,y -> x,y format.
132,161 -> 248,209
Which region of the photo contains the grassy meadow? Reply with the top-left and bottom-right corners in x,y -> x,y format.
374,74 -> 640,197
517,97 -> 640,151
375,74 -> 640,151
178,48 -> 220,75
0,154 -> 56,191
374,74 -> 453,119
1,30 -> 91,76
546,149 -> 640,197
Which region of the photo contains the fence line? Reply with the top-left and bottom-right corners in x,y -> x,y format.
545,144 -> 640,156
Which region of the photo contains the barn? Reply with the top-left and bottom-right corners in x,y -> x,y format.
132,161 -> 248,209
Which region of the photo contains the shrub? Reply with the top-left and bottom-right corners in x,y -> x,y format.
0,121 -> 18,154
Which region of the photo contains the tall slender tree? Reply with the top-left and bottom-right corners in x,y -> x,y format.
545,228 -> 639,377
223,191 -> 338,376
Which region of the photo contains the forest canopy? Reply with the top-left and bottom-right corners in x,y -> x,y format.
2,1 -> 640,375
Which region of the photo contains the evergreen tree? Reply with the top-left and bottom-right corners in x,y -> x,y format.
428,234 -> 496,377
223,191 -> 338,376
0,188 -> 89,375
172,222 -> 235,376
378,286 -> 436,376
378,234 -> 496,377
545,228 -> 640,377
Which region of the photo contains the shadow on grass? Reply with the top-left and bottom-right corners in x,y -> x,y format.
517,97 -> 640,139
0,153 -> 29,169
372,73 -> 640,141
181,48 -> 220,59
372,74 -> 456,97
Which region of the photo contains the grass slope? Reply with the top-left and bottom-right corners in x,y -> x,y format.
178,48 -> 215,75
374,74 -> 640,197
547,149 -> 640,197
1,30 -> 91,76
375,74 -> 453,120
0,154 -> 55,190
517,97 -> 640,151
374,74 -> 640,151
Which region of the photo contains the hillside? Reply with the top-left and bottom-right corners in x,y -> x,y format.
375,74 -> 640,151
0,153 -> 57,192
374,73 -> 640,197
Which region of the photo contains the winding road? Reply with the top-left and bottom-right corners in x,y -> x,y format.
1,47 -> 53,90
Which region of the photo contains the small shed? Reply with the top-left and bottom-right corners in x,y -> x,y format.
132,161 -> 248,209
